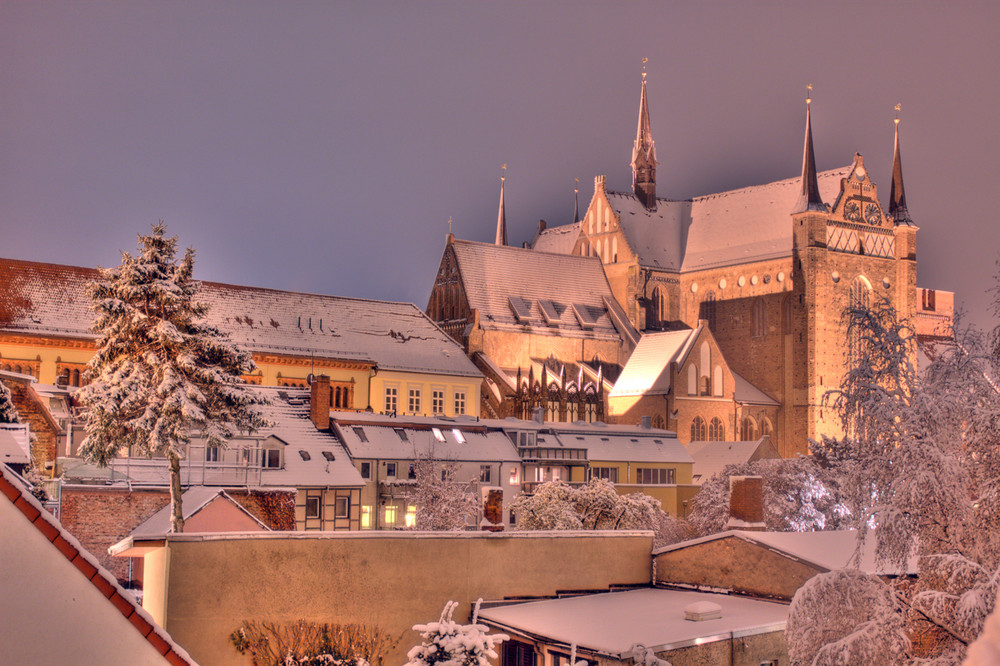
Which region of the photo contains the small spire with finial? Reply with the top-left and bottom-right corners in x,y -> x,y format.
894,102 -> 901,125
890,102 -> 913,225
573,178 -> 580,224
795,83 -> 824,213
642,57 -> 648,80
448,216 -> 453,234
806,83 -> 813,105
495,164 -> 507,246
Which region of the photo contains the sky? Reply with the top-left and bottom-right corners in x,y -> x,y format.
2,2 -> 999,331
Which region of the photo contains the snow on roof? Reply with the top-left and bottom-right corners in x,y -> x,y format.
654,529 -> 917,576
531,223 -> 580,255
0,257 -> 480,378
603,168 -> 850,273
0,424 -> 30,465
448,240 -> 623,340
252,387 -> 366,487
478,588 -> 788,656
609,329 -> 699,397
0,463 -> 196,664
731,371 -> 779,406
562,431 -> 691,464
685,438 -> 780,485
126,487 -> 268,541
332,412 -> 520,462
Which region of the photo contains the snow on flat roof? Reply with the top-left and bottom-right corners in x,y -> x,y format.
654,530 -> 917,576
0,257 -> 480,378
609,329 -> 697,397
478,588 -> 788,656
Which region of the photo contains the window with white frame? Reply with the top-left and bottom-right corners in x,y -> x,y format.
386,462 -> 397,478
408,387 -> 421,414
206,446 -> 220,462
305,496 -> 322,519
454,390 -> 466,415
480,465 -> 492,484
384,505 -> 397,525
334,496 -> 349,519
636,468 -> 675,485
432,388 -> 445,415
262,448 -> 281,469
384,386 -> 398,414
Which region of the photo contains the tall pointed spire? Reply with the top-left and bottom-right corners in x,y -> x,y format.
495,164 -> 507,246
631,59 -> 658,209
889,105 -> 913,226
795,85 -> 825,213
573,178 -> 580,224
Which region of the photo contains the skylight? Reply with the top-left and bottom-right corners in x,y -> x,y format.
508,296 -> 535,323
432,427 -> 445,443
352,426 -> 368,442
321,451 -> 335,461
537,299 -> 561,326
572,303 -> 601,329
299,450 -> 311,461
394,428 -> 408,442
452,429 -> 466,444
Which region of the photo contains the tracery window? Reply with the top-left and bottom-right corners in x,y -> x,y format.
708,417 -> 725,441
752,298 -> 766,337
690,416 -> 707,441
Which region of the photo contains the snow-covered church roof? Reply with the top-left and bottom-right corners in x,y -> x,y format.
0,257 -> 480,378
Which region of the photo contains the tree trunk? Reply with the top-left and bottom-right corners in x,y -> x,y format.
168,451 -> 185,533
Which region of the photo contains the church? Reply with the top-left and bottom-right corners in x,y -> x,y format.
428,71 -> 950,458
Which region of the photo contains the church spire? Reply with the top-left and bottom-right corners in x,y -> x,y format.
631,59 -> 658,209
795,85 -> 825,213
889,106 -> 914,226
573,178 -> 580,224
495,164 -> 507,246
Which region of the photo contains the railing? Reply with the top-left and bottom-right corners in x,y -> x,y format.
517,447 -> 588,462
109,445 -> 265,486
520,481 -> 583,494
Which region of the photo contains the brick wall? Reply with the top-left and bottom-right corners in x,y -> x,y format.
2,374 -> 61,471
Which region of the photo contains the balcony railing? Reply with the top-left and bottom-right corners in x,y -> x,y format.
517,446 -> 588,463
108,445 -> 265,486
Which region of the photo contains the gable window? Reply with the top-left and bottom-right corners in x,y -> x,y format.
262,448 -> 281,469
408,387 -> 421,414
454,390 -> 467,415
708,417 -> 725,441
334,496 -> 349,519
688,364 -> 698,396
384,386 -> 398,414
432,389 -> 445,415
713,365 -> 724,397
691,416 -> 707,441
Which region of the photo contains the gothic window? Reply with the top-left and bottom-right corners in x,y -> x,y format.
850,276 -> 872,310
688,364 -> 698,396
713,365 -> 723,397
701,291 -> 717,331
691,416 -> 707,441
708,417 -> 725,441
651,286 -> 667,328
762,418 -> 773,437
923,289 -> 936,311
752,298 -> 766,337
782,296 -> 792,335
740,416 -> 758,441
700,342 -> 710,381
612,236 -> 618,263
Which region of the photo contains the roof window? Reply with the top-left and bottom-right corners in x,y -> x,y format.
394,428 -> 409,442
299,450 -> 311,461
352,426 -> 368,442
508,296 -> 536,323
432,427 -> 446,443
321,451 -> 335,462
452,429 -> 466,444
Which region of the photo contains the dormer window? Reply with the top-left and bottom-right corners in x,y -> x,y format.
262,448 -> 281,469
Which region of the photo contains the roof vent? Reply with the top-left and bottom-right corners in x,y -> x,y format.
684,601 -> 722,622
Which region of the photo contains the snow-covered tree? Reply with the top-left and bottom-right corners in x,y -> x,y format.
78,223 -> 266,532
0,379 -> 19,423
409,458 -> 480,531
404,600 -> 508,666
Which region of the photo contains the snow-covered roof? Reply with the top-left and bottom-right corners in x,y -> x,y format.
0,257 -> 480,378
332,412 -> 520,462
654,529 -> 917,576
608,193 -> 690,271
253,387 -> 366,487
125,487 -> 268,541
685,438 -> 780,485
531,223 -> 580,255
609,329 -> 699,397
732,371 -> 779,405
478,588 -> 788,656
448,240 -> 633,341
554,431 -> 690,464
0,424 -> 30,465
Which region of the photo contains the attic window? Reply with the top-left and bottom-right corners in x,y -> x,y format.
321,451 -> 335,462
432,427 -> 446,443
572,303 -> 601,329
299,450 -> 311,461
394,428 -> 409,442
537,299 -> 561,326
452,429 -> 466,444
508,296 -> 536,323
353,427 -> 368,442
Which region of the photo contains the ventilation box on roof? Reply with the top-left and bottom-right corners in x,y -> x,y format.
684,601 -> 722,622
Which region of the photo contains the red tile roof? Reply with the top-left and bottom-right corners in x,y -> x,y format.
0,464 -> 197,664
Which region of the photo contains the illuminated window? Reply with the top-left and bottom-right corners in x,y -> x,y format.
454,390 -> 466,415
361,505 -> 372,528
384,505 -> 397,525
384,386 -> 398,414
509,467 -> 520,485
408,387 -> 421,414
432,389 -> 445,415
405,505 -> 417,528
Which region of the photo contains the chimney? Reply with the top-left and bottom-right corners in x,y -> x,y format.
310,374 -> 331,431
727,475 -> 766,531
640,415 -> 651,429
532,407 -> 545,424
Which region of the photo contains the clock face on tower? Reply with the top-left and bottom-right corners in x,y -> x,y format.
864,203 -> 882,225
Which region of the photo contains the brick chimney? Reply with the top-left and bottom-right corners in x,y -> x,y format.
310,374 -> 331,431
727,475 -> 766,531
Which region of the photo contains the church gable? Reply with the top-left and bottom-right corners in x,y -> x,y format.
426,241 -> 473,342
826,154 -> 895,258
573,176 -> 634,266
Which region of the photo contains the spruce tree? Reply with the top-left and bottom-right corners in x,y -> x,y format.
0,379 -> 19,424
78,223 -> 266,532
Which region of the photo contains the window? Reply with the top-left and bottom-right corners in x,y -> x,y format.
405,505 -> 417,528
361,505 -> 372,529
432,389 -> 445,415
394,428 -> 409,442
590,467 -> 619,483
533,467 -> 547,483
360,461 -> 371,479
206,446 -> 220,462
688,364 -> 698,396
454,390 -> 467,415
432,427 -> 446,443
386,462 -> 397,478
321,451 -> 335,462
850,276 -> 872,310
384,386 -> 398,414
923,288 -> 936,311
691,416 -> 707,441
453,429 -> 466,444
305,496 -> 322,519
518,431 -> 537,447
636,468 -> 675,485
503,639 -> 536,666
263,448 -> 281,469
352,426 -> 368,442
702,291 -> 717,330
509,467 -> 520,485
752,298 -> 766,337
384,505 -> 398,525
408,387 -> 421,414
334,496 -> 349,519
713,365 -> 723,397
740,416 -> 758,441
708,417 -> 725,441
782,295 -> 793,335
480,465 -> 492,484
762,418 -> 774,437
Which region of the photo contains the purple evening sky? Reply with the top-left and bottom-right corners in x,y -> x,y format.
2,2 -> 998,331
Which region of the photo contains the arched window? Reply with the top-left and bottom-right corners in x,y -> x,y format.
700,342 -> 711,379
713,365 -> 723,397
752,298 -> 766,338
782,296 -> 792,335
691,416 -> 707,441
612,237 -> 618,263
71,369 -> 81,387
702,291 -> 717,331
740,416 -> 758,441
762,418 -> 773,437
688,364 -> 698,396
850,276 -> 872,310
708,417 -> 725,441
652,287 -> 667,329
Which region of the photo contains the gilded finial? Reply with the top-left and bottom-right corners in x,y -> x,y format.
806,83 -> 813,105
642,57 -> 648,79
501,164 -> 506,182
894,103 -> 901,125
